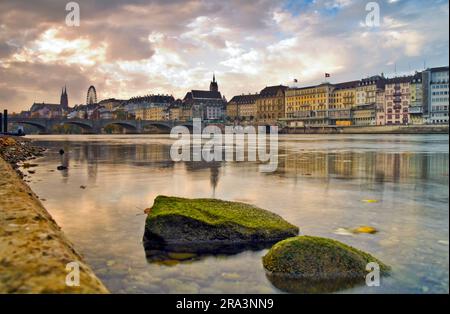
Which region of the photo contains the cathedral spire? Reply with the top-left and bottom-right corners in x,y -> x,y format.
209,73 -> 218,92
60,85 -> 68,109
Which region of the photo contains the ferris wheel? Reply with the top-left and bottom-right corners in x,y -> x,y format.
86,85 -> 97,105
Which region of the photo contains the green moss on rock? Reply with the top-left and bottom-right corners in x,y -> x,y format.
263,236 -> 389,280
143,196 -> 299,253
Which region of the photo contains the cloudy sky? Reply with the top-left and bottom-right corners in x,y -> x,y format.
0,0 -> 448,112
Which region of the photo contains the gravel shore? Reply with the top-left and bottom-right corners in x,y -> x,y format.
0,136 -> 45,174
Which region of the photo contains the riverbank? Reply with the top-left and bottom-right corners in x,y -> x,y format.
0,136 -> 45,173
0,137 -> 108,293
282,124 -> 449,134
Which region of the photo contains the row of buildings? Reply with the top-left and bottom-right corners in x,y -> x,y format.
20,75 -> 228,123
20,67 -> 448,126
227,66 -> 449,126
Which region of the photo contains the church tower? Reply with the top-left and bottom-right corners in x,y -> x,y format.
209,73 -> 218,92
60,86 -> 68,109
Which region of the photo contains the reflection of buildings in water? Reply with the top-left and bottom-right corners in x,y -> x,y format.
210,164 -> 220,197
135,144 -> 170,162
86,143 -> 99,183
183,161 -> 222,196
278,150 -> 449,184
134,144 -> 174,169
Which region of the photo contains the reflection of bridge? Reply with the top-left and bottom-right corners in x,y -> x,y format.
8,117 -> 195,134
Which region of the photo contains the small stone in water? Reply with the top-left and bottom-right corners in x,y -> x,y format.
362,199 -> 379,203
221,273 -> 241,281
353,226 -> 378,234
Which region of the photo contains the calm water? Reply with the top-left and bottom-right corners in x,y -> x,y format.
24,134 -> 449,294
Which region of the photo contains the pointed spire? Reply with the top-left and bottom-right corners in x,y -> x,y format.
213,73 -> 216,83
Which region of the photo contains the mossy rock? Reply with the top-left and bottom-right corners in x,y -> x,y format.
143,196 -> 299,253
262,236 -> 389,292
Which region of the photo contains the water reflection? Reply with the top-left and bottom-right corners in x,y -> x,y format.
25,134 -> 449,294
265,273 -> 364,294
38,137 -> 448,188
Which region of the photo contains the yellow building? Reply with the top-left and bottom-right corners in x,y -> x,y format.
330,81 -> 358,109
135,106 -> 167,121
227,94 -> 258,121
169,107 -> 181,121
256,85 -> 287,124
284,83 -> 333,126
181,106 -> 192,121
226,102 -> 238,120
329,81 -> 359,125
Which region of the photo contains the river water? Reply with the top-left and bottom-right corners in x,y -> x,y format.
24,134 -> 449,294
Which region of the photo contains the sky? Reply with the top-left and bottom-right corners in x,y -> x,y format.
0,0 -> 448,112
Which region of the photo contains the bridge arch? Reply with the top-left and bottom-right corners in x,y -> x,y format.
14,121 -> 47,133
102,121 -> 139,133
59,121 -> 94,132
141,121 -> 174,132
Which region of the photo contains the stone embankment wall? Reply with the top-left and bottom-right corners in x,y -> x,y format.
0,145 -> 108,293
283,124 -> 449,134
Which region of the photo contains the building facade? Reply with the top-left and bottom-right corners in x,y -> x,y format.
385,76 -> 412,125
355,76 -> 386,126
409,73 -> 425,124
255,85 -> 287,124
227,94 -> 258,121
28,87 -> 69,118
329,81 -> 358,126
135,106 -> 167,121
426,66 -> 449,124
183,74 -> 226,121
126,94 -> 174,119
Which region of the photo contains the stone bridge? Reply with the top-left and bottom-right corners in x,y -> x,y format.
8,117 -> 195,134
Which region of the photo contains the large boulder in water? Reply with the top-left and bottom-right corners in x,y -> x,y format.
262,236 -> 389,293
143,196 -> 299,253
